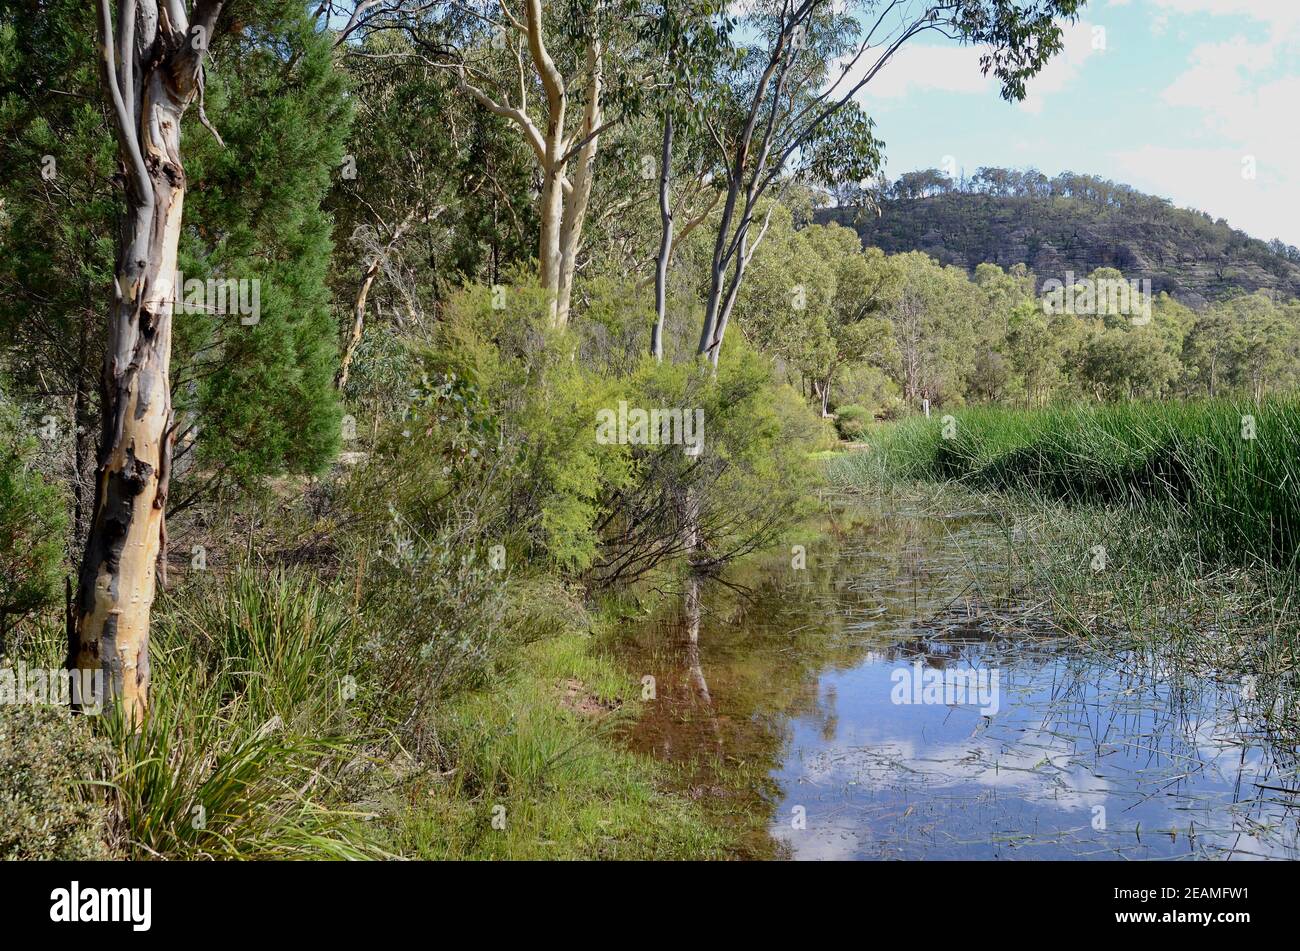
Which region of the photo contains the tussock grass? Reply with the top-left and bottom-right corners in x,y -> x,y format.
103,568 -> 380,860
18,566 -> 734,861
844,398 -> 1300,567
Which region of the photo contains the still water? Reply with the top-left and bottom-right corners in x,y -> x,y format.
611,499 -> 1300,860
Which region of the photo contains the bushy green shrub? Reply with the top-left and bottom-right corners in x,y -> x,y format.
0,386 -> 67,650
0,704 -> 111,860
834,404 -> 871,441
339,285 -> 591,722
834,364 -> 904,421
773,383 -> 838,451
389,278 -> 820,579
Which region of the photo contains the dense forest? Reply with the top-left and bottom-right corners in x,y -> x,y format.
1,0 -> 1298,872
738,215 -> 1300,422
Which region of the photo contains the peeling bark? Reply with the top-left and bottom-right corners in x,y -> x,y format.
73,0 -> 221,724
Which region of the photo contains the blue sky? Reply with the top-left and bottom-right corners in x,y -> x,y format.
848,0 -> 1300,246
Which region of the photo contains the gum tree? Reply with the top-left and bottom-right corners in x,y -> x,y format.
638,0 -> 730,359
1,3 -> 348,549
359,1 -> 623,328
696,0 -> 1085,367
72,0 -> 224,722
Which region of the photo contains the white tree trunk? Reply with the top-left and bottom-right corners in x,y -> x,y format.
74,0 -> 220,723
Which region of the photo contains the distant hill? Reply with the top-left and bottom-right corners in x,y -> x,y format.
815,169 -> 1300,308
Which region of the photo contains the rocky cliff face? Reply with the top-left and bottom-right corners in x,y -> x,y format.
815,193 -> 1300,309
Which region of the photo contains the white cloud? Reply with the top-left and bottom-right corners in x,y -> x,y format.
1162,37 -> 1276,113
1111,143 -> 1297,246
1143,0 -> 1300,38
850,41 -> 993,101
1017,20 -> 1106,115
1118,3 -> 1300,244
848,19 -> 1100,112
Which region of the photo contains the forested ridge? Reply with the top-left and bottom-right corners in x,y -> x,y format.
817,168 -> 1300,308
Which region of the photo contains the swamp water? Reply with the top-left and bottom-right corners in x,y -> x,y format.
609,499 -> 1300,860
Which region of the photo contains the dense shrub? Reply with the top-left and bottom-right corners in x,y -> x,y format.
372,279 -> 820,585
0,386 -> 67,651
0,704 -> 111,860
834,364 -> 904,421
834,404 -> 871,441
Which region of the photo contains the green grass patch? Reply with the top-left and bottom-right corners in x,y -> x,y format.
371,631 -> 735,860
832,398 -> 1300,568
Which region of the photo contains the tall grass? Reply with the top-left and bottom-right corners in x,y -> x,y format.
104,568 -> 382,860
843,398 -> 1300,568
81,565 -> 731,860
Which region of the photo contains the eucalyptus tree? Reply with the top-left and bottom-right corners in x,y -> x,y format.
67,0 -> 226,721
887,251 -> 981,407
1,3 -> 349,543
328,25 -> 538,398
636,0 -> 730,359
1,3 -> 351,721
695,0 -> 1085,368
800,225 -> 897,415
351,0 -> 650,328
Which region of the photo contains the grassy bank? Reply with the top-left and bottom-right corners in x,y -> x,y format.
1,567 -> 739,860
376,629 -> 732,859
841,398 -> 1300,567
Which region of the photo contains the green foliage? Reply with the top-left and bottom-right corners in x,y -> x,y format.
105,568 -> 379,860
338,288 -> 594,713
0,1 -> 116,405
835,365 -> 903,420
834,404 -> 871,440
863,399 -> 1300,567
0,3 -> 350,521
179,9 -> 350,486
326,25 -> 539,338
620,339 -> 821,572
352,277 -> 821,584
422,279 -> 632,571
0,387 -> 67,645
0,704 -> 111,860
731,217 -> 1300,419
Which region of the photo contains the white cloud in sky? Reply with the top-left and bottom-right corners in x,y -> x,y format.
849,20 -> 1101,114
1111,1 -> 1300,244
1017,21 -> 1106,114
850,40 -> 991,100
1141,0 -> 1300,37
